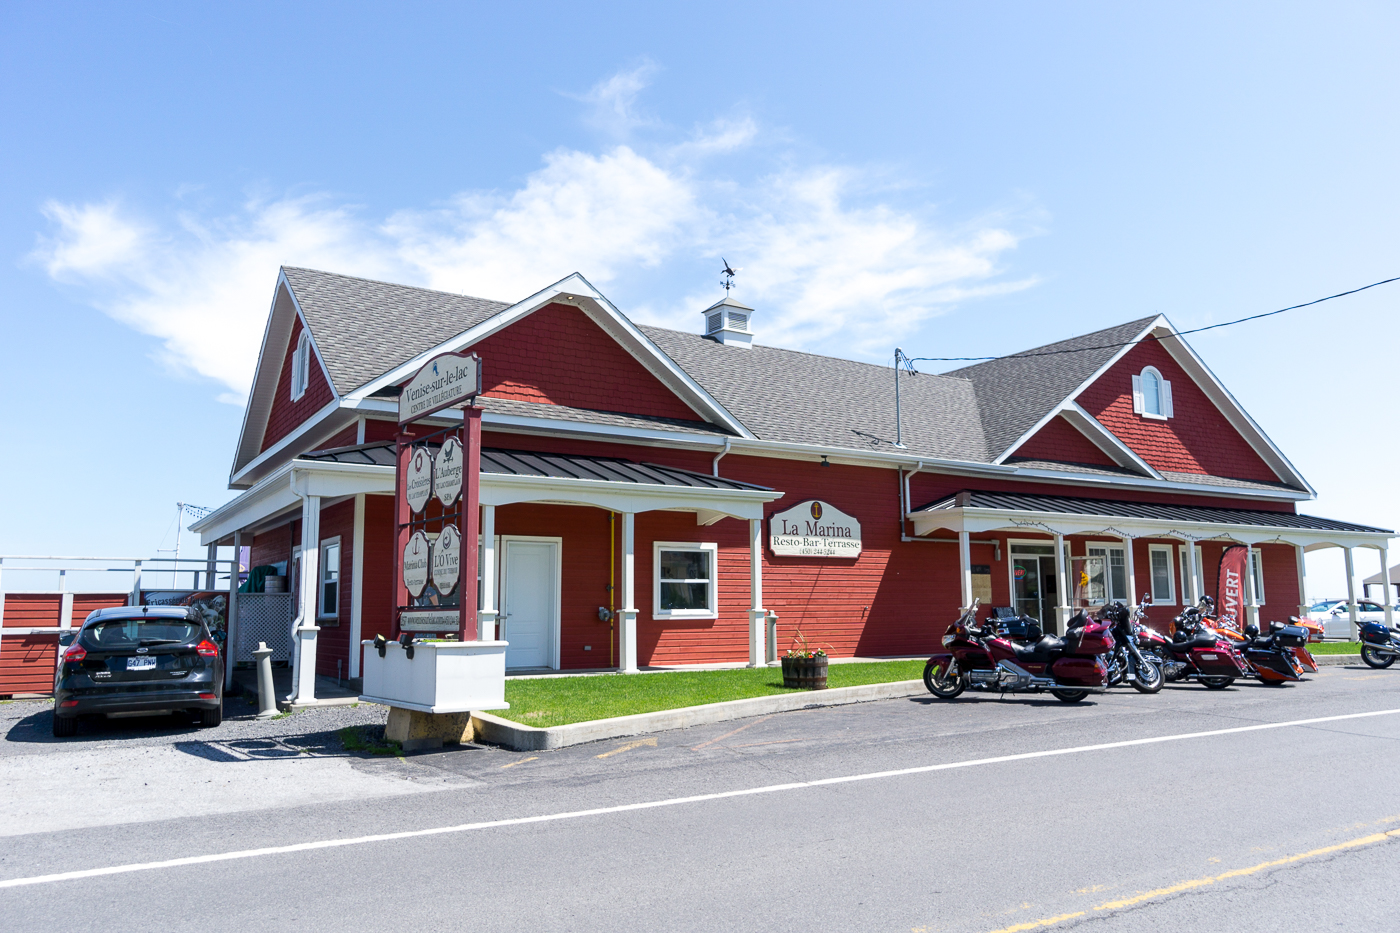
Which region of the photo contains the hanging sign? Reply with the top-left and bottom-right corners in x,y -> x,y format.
434,436 -> 464,507
402,531 -> 431,598
431,523 -> 461,596
768,500 -> 862,558
405,447 -> 432,514
398,352 -> 482,423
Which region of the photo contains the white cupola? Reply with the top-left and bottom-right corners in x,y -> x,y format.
701,296 -> 755,348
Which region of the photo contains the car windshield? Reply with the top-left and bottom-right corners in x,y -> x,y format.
1309,601 -> 1341,612
85,619 -> 200,647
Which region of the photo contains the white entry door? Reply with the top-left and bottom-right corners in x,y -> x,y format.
501,538 -> 560,670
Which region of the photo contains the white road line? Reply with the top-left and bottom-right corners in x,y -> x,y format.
3,707 -> 1398,889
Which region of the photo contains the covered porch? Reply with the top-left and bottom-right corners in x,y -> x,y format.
191,442 -> 784,707
909,490 -> 1394,636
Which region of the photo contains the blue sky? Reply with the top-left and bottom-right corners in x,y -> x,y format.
2,2 -> 1396,596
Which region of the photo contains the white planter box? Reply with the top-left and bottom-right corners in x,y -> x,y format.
360,640 -> 510,714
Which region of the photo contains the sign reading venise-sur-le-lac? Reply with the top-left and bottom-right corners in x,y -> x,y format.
398,352 -> 482,423
768,500 -> 862,557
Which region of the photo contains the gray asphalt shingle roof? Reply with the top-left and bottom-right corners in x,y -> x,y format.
945,317 -> 1157,455
915,490 -> 1391,534
284,267 -> 509,396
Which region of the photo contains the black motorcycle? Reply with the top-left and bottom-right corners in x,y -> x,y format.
1098,602 -> 1164,693
1359,620 -> 1400,669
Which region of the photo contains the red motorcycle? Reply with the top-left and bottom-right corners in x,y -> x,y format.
924,599 -> 1112,703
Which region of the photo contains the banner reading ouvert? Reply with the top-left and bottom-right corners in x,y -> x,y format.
392,352 -> 483,640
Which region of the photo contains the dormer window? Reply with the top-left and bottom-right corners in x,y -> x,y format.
291,330 -> 312,401
1132,366 -> 1173,420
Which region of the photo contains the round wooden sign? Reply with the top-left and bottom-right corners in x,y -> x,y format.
431,523 -> 461,596
402,530 -> 430,598
434,437 -> 464,508
405,447 -> 432,515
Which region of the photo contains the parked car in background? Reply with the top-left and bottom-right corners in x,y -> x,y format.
1308,599 -> 1393,639
52,606 -> 223,737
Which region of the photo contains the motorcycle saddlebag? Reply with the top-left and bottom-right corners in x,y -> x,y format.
1190,648 -> 1246,676
1360,622 -> 1391,645
1049,656 -> 1106,687
1271,625 -> 1309,648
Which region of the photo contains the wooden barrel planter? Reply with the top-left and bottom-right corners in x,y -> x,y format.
781,656 -> 828,690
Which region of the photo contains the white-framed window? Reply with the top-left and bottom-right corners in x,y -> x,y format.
1250,550 -> 1266,605
1086,545 -> 1128,603
291,330 -> 312,401
1132,365 -> 1173,420
1177,545 -> 1204,604
319,537 -> 341,621
653,542 -> 717,620
1148,545 -> 1176,604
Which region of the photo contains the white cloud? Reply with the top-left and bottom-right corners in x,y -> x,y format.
32,68 -> 1033,406
571,61 -> 660,138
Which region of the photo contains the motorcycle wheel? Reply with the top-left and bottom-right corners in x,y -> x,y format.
1360,646 -> 1396,669
924,659 -> 966,698
1199,676 -> 1234,690
1130,657 -> 1164,694
1051,689 -> 1088,703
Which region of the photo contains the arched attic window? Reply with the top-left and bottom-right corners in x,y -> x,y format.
1132,365 -> 1173,420
291,330 -> 312,401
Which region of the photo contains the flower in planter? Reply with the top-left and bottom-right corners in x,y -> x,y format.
784,629 -> 829,660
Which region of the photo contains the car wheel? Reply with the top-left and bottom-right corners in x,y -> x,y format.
52,715 -> 77,738
198,703 -> 223,728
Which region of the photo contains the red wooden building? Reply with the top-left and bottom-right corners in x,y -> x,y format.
190,267 -> 1393,704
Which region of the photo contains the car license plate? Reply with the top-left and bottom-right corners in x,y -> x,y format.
126,656 -> 157,671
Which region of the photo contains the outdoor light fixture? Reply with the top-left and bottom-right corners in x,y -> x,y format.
399,632 -> 416,660
374,634 -> 388,658
820,456 -> 831,467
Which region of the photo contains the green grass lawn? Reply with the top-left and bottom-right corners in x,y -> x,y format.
1309,641 -> 1361,655
495,659 -> 927,728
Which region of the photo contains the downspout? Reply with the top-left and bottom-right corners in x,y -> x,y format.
899,461 -> 926,542
712,438 -> 732,477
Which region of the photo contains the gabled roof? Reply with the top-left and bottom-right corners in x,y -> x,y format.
640,327 -> 989,462
947,317 -> 1158,456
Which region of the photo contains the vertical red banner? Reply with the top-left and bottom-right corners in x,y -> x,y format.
1217,545 -> 1249,628
459,406 -> 483,641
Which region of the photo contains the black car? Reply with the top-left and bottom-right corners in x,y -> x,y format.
52,606 -> 224,737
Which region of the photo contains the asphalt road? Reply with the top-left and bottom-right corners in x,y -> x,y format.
3,666 -> 1399,933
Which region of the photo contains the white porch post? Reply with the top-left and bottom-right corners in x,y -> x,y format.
226,530 -> 241,691
748,518 -> 766,668
619,512 -> 638,673
293,495 -> 322,704
1243,543 -> 1260,628
205,543 -> 217,591
1345,546 -> 1359,640
479,504 -> 498,642
348,494 -> 365,677
958,530 -> 973,611
1053,532 -> 1069,632
1186,540 -> 1202,608
1295,545 -> 1309,618
1380,547 -> 1393,629
1122,536 -> 1137,609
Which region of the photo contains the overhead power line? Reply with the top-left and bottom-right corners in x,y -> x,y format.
901,274 -> 1400,367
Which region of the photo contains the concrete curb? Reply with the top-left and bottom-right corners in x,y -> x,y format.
1314,654 -> 1363,667
470,680 -> 927,751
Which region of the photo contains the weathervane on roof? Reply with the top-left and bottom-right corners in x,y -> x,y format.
720,258 -> 739,294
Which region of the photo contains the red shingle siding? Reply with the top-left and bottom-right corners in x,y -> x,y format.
1012,416 -> 1118,467
468,303 -> 700,421
72,594 -> 128,625
313,499 -> 356,677
1076,341 -> 1278,482
261,316 -> 335,453
0,635 -> 58,694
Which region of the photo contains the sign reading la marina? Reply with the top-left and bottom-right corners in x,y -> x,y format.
769,500 -> 862,558
398,352 -> 482,423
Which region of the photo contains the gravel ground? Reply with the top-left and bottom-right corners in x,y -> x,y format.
0,693 -> 390,759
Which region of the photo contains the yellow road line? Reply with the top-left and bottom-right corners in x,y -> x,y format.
596,737 -> 657,759
692,716 -> 773,751
500,756 -> 538,769
982,826 -> 1400,933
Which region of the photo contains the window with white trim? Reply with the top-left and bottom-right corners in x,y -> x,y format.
1086,545 -> 1128,603
1178,545 -> 1204,605
1148,545 -> 1176,603
1132,366 -> 1173,420
319,537 -> 341,621
291,330 -> 312,401
653,542 -> 717,619
1250,550 -> 1266,605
